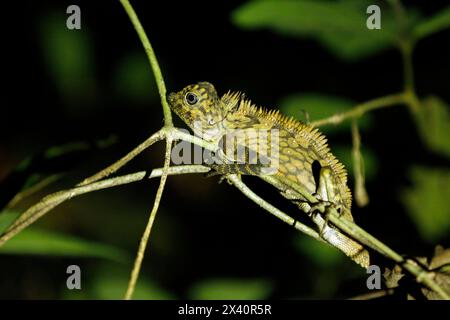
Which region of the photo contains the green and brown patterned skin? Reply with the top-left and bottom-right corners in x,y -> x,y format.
168,82 -> 370,268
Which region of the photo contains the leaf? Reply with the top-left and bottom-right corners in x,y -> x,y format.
414,6 -> 450,40
61,263 -> 176,300
188,278 -> 272,300
39,12 -> 96,105
113,52 -> 157,102
231,0 -> 399,60
293,236 -> 343,268
44,142 -> 90,159
0,210 -> 21,233
414,96 -> 450,157
401,167 -> 450,242
334,146 -> 377,180
279,93 -> 373,134
0,227 -> 129,263
90,267 -> 174,300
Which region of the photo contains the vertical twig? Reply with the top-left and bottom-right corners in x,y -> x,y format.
119,0 -> 173,127
124,139 -> 173,300
351,120 -> 369,207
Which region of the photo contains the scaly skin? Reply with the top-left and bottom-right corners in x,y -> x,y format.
168,82 -> 370,268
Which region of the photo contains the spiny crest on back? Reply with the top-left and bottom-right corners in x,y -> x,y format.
221,90 -> 351,208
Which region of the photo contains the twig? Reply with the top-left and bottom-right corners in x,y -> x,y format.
78,129 -> 165,186
348,289 -> 394,300
124,138 -> 173,300
227,174 -> 322,241
310,93 -> 407,127
119,0 -> 172,127
326,208 -> 450,300
0,164 -> 208,247
6,174 -> 63,209
351,120 -> 369,207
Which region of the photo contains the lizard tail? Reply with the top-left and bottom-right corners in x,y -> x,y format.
312,213 -> 370,268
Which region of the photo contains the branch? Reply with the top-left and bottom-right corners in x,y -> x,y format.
226,174 -> 322,242
78,129 -> 165,186
326,208 -> 450,300
0,164 -> 209,247
351,120 -> 369,207
124,138 -> 173,300
119,0 -> 173,127
310,93 -> 408,127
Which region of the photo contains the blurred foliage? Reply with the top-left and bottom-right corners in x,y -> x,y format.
0,211 -> 128,262
39,13 -> 96,105
279,93 -> 372,134
187,278 -> 272,300
113,52 -> 157,103
334,145 -> 377,180
401,167 -> 450,242
293,236 -> 343,268
414,96 -> 450,158
413,6 -> 450,40
232,1 -> 450,61
232,0 -> 399,61
61,263 -> 175,300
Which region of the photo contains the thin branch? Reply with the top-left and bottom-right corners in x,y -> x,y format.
6,174 -> 63,209
119,0 -> 173,127
326,208 -> 450,300
0,164 -> 209,247
124,138 -> 173,300
310,93 -> 408,127
78,129 -> 165,187
227,174 -> 322,241
351,120 -> 369,207
348,289 -> 394,300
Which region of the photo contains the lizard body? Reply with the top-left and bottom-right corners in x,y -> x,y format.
168,82 -> 370,268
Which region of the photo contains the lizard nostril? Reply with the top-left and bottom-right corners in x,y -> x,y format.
167,92 -> 175,103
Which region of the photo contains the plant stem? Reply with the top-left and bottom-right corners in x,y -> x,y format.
78,129 -> 165,186
227,175 -> 322,241
310,93 -> 408,127
351,120 -> 369,207
124,138 -> 173,300
119,0 -> 173,127
0,164 -> 209,247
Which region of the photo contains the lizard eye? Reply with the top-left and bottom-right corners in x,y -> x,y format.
185,92 -> 198,105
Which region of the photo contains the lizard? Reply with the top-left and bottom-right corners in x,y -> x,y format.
167,82 -> 370,268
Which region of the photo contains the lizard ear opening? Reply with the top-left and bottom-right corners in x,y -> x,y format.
312,160 -> 321,190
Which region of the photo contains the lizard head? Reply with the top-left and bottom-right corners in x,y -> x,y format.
167,82 -> 226,141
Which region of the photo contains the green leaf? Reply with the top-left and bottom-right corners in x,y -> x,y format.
0,210 -> 21,234
231,0 -> 398,60
333,145 -> 377,180
0,228 -> 129,263
414,96 -> 450,157
414,6 -> 450,40
39,13 -> 96,104
188,278 -> 272,300
61,263 -> 176,300
401,167 -> 450,242
294,236 -> 343,268
91,267 -> 174,300
279,93 -> 372,134
44,142 -> 90,159
113,52 -> 157,102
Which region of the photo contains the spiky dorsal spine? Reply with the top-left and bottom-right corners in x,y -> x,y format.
221,91 -> 352,209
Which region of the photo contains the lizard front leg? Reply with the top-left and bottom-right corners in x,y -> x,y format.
310,167 -> 370,268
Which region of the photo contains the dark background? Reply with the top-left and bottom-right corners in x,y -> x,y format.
0,0 -> 449,299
